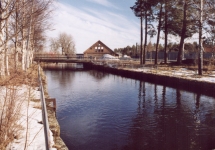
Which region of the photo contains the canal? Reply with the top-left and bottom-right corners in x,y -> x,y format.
45,67 -> 215,150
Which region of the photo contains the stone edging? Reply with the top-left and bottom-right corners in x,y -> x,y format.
90,64 -> 215,97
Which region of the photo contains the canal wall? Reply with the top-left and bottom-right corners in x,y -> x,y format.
86,63 -> 215,97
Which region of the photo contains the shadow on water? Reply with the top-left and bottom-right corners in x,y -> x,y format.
122,81 -> 215,150
42,63 -> 85,71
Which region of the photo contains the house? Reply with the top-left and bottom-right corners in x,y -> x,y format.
83,40 -> 118,59
204,47 -> 215,53
202,46 -> 215,59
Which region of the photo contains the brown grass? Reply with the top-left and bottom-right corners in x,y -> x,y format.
0,64 -> 42,149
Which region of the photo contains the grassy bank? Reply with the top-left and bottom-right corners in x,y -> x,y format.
0,64 -> 67,150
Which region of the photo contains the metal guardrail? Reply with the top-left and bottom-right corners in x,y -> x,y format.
38,65 -> 50,149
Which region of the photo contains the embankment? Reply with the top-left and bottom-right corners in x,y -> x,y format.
86,63 -> 215,97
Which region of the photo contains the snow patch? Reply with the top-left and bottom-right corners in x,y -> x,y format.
0,85 -> 56,150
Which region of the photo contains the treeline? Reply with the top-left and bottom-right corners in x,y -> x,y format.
0,0 -> 53,76
114,42 -> 199,57
130,0 -> 215,73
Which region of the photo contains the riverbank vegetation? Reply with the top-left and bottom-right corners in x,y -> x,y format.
0,0 -> 53,76
0,64 -> 43,149
0,0 -> 54,149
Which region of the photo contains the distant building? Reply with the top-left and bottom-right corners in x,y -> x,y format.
83,40 -> 118,59
204,47 -> 215,53
116,52 -> 122,58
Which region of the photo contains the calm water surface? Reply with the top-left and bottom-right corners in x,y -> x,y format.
45,69 -> 215,150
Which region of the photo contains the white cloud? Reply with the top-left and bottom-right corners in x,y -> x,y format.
86,0 -> 119,9
46,2 -> 140,53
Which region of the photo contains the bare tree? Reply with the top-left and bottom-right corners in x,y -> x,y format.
58,32 -> 76,55
50,32 -> 76,56
50,37 -> 59,53
2,0 -> 54,73
0,0 -> 16,76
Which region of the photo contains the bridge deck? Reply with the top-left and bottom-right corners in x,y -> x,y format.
34,57 -> 92,63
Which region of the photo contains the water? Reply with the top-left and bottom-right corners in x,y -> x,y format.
45,69 -> 215,150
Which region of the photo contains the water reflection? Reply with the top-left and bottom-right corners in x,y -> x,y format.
45,70 -> 215,150
89,70 -> 108,80
49,70 -> 75,90
194,93 -> 200,124
124,81 -> 215,150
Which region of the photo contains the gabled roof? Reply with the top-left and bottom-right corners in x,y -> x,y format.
83,40 -> 115,54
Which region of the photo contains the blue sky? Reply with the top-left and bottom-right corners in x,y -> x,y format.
47,0 -> 142,53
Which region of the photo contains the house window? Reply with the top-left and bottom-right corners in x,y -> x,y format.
101,47 -> 103,49
101,50 -> 103,52
95,47 -> 97,49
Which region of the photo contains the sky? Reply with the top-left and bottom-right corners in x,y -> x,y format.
46,0 -> 142,53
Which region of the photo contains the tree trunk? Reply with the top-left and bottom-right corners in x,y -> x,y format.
198,0 -> 203,75
14,36 -> 19,70
14,1 -> 19,70
136,43 -> 138,58
140,16 -> 143,65
21,0 -> 27,71
29,37 -> 34,65
0,2 -> 5,76
26,0 -> 35,69
164,3 -> 168,64
5,49 -> 9,76
22,29 -> 27,70
182,42 -> 185,60
4,18 -> 9,75
22,48 -> 26,70
0,52 -> 5,76
155,4 -> 163,65
143,11 -> 147,64
177,0 -> 187,65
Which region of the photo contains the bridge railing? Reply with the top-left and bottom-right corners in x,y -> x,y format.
34,54 -> 176,62
34,54 -> 90,60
